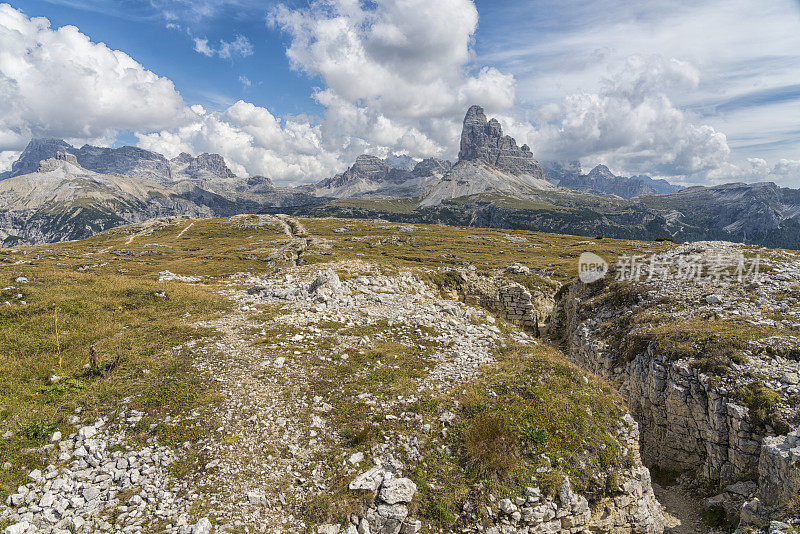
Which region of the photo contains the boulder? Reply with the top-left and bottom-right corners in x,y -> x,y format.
349,466 -> 387,492
378,478 -> 417,505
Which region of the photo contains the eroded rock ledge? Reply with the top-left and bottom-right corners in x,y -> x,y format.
550,242 -> 800,530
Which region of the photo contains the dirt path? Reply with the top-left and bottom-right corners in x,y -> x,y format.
178,260 -> 511,531
176,221 -> 194,238
653,482 -> 707,534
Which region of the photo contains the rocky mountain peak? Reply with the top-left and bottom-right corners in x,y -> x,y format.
588,165 -> 615,178
351,154 -> 393,177
10,138 -> 74,177
186,153 -> 236,181
412,158 -> 451,177
56,151 -> 79,165
171,152 -> 194,165
457,105 -> 542,176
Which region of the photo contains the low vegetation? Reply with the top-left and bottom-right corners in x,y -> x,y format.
0,215 -> 662,529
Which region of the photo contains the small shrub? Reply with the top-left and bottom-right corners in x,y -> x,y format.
738,384 -> 781,427
17,419 -> 56,443
339,423 -> 380,447
606,472 -> 620,493
422,497 -> 456,525
462,411 -> 518,478
303,493 -> 335,524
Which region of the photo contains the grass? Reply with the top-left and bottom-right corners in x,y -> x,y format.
300,217 -> 666,282
284,309 -> 632,529
294,339 -> 631,530
507,272 -> 560,294
453,344 -> 627,496
462,411 -> 518,477
736,383 -> 788,433
0,230 -> 237,498
581,278 -> 781,374
631,317 -> 755,372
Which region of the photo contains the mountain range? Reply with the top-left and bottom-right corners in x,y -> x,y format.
2,105 -> 799,249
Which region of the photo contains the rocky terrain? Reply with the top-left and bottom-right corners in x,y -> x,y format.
551,241 -> 800,531
0,215 -> 797,534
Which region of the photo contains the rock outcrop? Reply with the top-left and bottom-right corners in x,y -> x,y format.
458,105 -> 544,178
550,242 -> 800,528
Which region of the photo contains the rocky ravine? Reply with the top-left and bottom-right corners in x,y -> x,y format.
1,227 -> 665,533
551,241 -> 800,530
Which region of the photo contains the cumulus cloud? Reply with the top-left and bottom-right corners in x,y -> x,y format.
193,34 -> 253,59
706,157 -> 800,187
137,101 -> 342,185
2,2 -> 795,188
268,0 -> 516,160
527,56 -> 732,181
0,4 -> 188,151
138,0 -> 518,183
0,150 -> 19,173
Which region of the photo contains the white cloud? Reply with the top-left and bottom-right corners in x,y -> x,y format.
193,34 -> 253,59
140,0 -> 518,183
706,157 -> 800,187
193,38 -> 213,56
3,1 -> 797,188
137,101 -> 343,185
268,0 -> 516,160
0,149 -> 19,173
479,0 -> 800,166
0,4 -> 188,151
516,56 -> 732,182
238,75 -> 252,88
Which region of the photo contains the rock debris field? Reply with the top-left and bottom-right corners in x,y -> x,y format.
2,260 -> 540,533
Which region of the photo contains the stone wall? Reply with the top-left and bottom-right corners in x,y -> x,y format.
431,268 -> 554,334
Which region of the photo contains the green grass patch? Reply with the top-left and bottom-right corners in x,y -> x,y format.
0,259 -> 230,498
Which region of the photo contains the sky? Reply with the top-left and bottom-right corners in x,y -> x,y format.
0,0 -> 799,187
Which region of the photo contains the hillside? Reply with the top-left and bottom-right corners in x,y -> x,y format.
0,215 -> 797,533
0,216 -> 667,533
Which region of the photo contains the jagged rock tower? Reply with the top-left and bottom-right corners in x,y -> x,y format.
458,105 -> 544,178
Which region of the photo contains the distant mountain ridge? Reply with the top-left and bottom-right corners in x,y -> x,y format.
312,105 -> 553,206
2,105 -> 800,249
540,161 -> 683,198
0,152 -> 212,246
0,138 -> 238,186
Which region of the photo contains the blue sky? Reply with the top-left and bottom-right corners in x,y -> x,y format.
9,0 -> 313,118
1,0 -> 799,186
